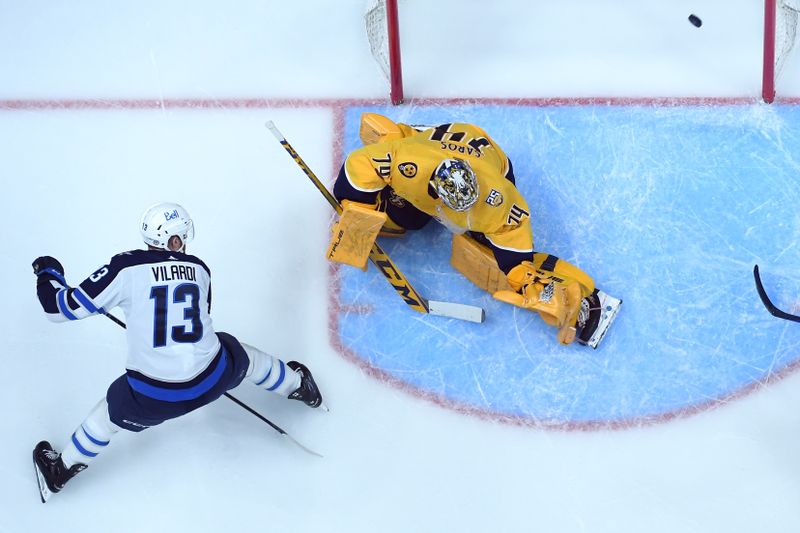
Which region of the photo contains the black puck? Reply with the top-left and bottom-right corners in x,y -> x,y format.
688,14 -> 702,27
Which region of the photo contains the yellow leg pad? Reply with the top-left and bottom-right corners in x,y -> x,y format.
493,281 -> 570,324
450,234 -> 513,293
494,265 -> 585,345
532,252 -> 595,298
537,310 -> 558,326
326,202 -> 387,269
556,281 -> 583,345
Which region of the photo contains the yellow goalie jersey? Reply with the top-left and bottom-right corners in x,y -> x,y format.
340,122 -> 534,270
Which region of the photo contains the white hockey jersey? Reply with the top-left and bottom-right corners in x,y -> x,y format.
44,249 -> 221,386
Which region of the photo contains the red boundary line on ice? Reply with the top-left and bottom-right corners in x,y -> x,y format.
6,95 -> 799,431
2,95 -> 800,110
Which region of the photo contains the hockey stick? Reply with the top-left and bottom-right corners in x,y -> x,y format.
753,264 -> 800,323
101,311 -> 323,457
266,121 -> 485,323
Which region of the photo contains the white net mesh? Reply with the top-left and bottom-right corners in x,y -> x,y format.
365,0 -> 391,83
776,0 -> 800,79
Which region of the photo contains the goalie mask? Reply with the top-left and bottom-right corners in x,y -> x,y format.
432,158 -> 479,212
140,202 -> 195,251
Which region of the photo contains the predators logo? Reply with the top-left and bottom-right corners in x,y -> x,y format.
387,189 -> 407,208
398,162 -> 417,178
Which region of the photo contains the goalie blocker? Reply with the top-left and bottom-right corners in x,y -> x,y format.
326,200 -> 387,269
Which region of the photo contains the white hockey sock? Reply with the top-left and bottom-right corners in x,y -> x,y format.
61,399 -> 119,468
243,343 -> 301,397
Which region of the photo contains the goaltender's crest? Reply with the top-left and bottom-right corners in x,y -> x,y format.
398,162 -> 417,178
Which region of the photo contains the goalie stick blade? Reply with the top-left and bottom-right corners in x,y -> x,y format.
33,456 -> 52,503
753,265 -> 800,323
427,300 -> 486,323
586,291 -> 622,349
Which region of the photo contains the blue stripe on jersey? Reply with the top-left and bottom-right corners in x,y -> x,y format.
266,360 -> 286,391
71,432 -> 99,458
57,290 -> 78,320
72,288 -> 101,314
127,348 -> 228,402
81,425 -> 109,446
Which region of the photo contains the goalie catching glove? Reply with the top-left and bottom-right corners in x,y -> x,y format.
493,262 -> 587,345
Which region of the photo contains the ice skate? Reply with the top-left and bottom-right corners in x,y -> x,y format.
33,440 -> 87,503
576,289 -> 622,349
287,361 -> 325,409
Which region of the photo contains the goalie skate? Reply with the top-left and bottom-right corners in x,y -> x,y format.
578,290 -> 622,349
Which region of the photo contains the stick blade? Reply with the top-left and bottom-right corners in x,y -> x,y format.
753,264 -> 771,311
428,300 -> 485,323
753,264 -> 800,322
283,433 -> 324,458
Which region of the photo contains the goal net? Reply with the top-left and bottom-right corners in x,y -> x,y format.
365,0 -> 404,104
764,0 -> 800,102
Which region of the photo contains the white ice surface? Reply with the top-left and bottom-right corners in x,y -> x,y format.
2,2 -> 800,532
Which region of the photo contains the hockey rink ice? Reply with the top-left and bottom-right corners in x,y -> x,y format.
3,1 -> 800,532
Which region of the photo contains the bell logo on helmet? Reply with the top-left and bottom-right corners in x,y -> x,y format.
140,202 -> 195,251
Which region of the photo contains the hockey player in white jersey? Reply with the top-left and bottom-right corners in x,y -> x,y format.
31,202 -> 323,502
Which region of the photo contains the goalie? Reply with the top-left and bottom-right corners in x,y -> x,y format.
329,113 -> 621,348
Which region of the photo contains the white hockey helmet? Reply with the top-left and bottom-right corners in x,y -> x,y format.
432,158 -> 479,212
140,202 -> 195,251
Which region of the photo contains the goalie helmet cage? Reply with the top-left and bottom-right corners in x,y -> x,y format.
365,0 -> 404,104
763,0 -> 800,102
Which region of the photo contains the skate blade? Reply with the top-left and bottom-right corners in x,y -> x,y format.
33,459 -> 52,503
587,291 -> 622,349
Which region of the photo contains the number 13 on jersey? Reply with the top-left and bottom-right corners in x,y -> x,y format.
149,283 -> 203,347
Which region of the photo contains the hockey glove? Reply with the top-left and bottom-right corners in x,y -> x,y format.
32,256 -> 66,284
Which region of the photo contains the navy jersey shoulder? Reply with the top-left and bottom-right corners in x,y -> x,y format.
80,249 -> 212,299
108,249 -> 211,275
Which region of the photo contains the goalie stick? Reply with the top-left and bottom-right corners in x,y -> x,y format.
753,264 -> 800,323
100,311 -> 323,458
266,120 -> 485,324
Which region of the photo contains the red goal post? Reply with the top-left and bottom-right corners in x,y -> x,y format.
763,0 -> 800,102
365,0 -> 404,105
